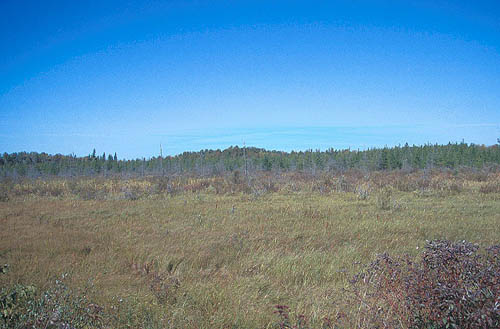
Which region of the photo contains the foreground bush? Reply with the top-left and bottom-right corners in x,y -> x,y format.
273,240 -> 500,329
341,240 -> 500,329
1,277 -> 104,329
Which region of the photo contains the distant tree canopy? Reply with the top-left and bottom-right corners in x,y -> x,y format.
1,141 -> 500,179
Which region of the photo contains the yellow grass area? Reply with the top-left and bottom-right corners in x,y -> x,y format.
1,176 -> 500,328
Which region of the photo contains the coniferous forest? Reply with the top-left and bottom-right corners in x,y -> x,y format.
2,141 -> 500,179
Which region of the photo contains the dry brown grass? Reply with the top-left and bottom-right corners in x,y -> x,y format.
1,171 -> 499,328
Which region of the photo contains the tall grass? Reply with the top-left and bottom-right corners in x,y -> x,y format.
1,170 -> 499,327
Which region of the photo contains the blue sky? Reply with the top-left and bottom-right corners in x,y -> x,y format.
1,1 -> 499,158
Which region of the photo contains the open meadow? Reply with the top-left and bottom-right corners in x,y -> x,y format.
1,171 -> 500,328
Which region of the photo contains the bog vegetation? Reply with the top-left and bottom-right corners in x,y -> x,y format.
1,142 -> 500,328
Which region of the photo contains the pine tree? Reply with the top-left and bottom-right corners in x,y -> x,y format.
379,148 -> 389,170
262,155 -> 272,171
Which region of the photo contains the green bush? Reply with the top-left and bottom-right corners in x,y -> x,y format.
1,278 -> 104,329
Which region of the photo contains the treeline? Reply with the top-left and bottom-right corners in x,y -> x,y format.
1,141 -> 500,179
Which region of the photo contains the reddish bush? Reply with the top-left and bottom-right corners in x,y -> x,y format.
345,240 -> 500,328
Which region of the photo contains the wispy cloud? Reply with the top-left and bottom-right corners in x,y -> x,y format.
448,123 -> 500,128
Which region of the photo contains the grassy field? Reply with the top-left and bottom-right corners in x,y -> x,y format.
1,173 -> 500,328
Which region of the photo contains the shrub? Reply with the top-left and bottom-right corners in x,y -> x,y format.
1,284 -> 37,326
1,278 -> 104,329
35,181 -> 65,197
0,190 -> 8,202
394,175 -> 418,192
376,188 -> 392,210
69,182 -> 101,200
335,175 -> 352,193
341,240 -> 500,329
355,184 -> 370,200
130,260 -> 181,305
479,181 -> 500,194
273,305 -> 333,329
154,176 -> 177,195
430,176 -> 464,195
312,175 -> 335,194
66,180 -> 79,195
122,187 -> 141,200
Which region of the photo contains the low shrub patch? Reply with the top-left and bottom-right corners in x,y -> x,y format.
341,240 -> 500,328
1,278 -> 105,329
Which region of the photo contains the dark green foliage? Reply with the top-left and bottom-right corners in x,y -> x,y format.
1,284 -> 37,326
1,142 -> 500,179
262,155 -> 273,171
